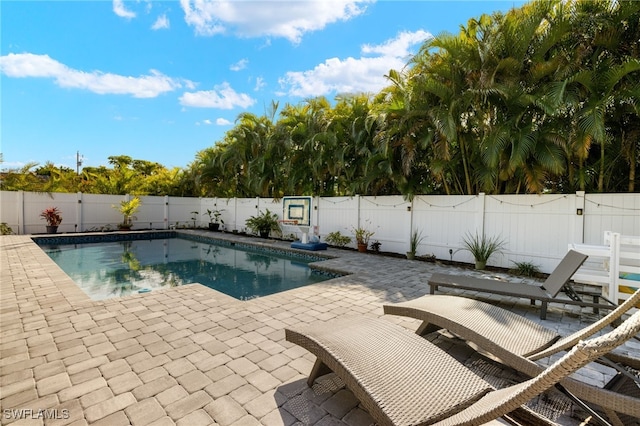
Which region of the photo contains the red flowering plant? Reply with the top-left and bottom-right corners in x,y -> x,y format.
40,207 -> 63,226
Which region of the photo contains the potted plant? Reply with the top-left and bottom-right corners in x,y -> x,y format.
204,208 -> 225,231
115,197 -> 141,231
462,231 -> 505,270
407,229 -> 425,260
352,225 -> 374,252
40,207 -> 62,234
245,209 -> 280,238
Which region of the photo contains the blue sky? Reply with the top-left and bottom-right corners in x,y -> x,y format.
1,0 -> 525,171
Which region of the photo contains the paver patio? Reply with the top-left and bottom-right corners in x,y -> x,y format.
1,231 -> 637,425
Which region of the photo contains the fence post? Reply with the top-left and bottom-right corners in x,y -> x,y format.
574,191 -> 586,244
76,192 -> 83,233
18,190 -> 25,235
476,192 -> 486,236
608,232 -> 621,302
164,195 -> 169,230
313,196 -> 320,236
408,197 -> 415,252
234,197 -> 238,232
356,195 -> 361,229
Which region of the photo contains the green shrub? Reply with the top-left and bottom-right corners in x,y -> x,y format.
325,231 -> 351,247
0,223 -> 13,235
510,260 -> 540,277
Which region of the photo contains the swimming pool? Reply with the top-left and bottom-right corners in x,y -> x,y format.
38,234 -> 336,300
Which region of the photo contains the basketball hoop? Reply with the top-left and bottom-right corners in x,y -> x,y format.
279,219 -> 311,243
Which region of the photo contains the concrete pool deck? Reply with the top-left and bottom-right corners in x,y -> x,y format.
1,231 -> 637,425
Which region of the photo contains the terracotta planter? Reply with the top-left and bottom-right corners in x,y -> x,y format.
357,243 -> 367,252
46,225 -> 58,234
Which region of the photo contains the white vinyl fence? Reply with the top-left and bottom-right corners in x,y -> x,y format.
1,191 -> 638,274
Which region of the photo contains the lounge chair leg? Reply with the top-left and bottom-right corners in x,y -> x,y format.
430,285 -> 437,295
416,321 -> 442,336
540,302 -> 547,320
308,359 -> 331,386
555,384 -> 612,426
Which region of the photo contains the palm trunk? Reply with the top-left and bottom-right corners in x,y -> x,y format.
628,136 -> 636,192
458,135 -> 473,194
598,142 -> 605,192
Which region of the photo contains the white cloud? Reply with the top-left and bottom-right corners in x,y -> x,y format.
362,30 -> 431,59
152,14 -> 170,30
179,82 -> 256,109
113,0 -> 136,19
216,118 -> 232,125
203,119 -> 213,125
180,0 -> 371,43
230,59 -> 248,71
279,30 -> 431,97
254,76 -> 266,91
0,53 -> 186,98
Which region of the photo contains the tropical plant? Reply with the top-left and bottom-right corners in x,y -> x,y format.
203,208 -> 225,231
245,209 -> 280,238
40,207 -> 62,226
0,223 -> 14,235
115,197 -> 141,230
352,225 -> 375,251
462,232 -> 505,270
204,209 -> 224,224
325,231 -> 351,247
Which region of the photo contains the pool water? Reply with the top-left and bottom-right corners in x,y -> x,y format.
40,238 -> 333,300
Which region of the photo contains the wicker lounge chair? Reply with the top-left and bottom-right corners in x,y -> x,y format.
383,288 -> 640,424
428,250 -> 611,319
285,312 -> 640,426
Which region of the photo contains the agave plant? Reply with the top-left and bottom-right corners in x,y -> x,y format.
407,229 -> 425,259
462,232 -> 505,270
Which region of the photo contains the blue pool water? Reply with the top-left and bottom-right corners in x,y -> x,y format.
40,237 -> 333,300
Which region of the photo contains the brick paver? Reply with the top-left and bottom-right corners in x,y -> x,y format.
0,232 -> 625,425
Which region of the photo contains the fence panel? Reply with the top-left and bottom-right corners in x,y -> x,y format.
137,196 -> 167,230
167,196 -> 199,228
412,195 -> 479,263
234,198 -> 259,234
360,196 -> 410,253
24,192 -> 78,234
484,194 -> 579,272
81,193 -> 125,231
0,191 -> 21,232
258,198 -> 284,236
584,194 -> 640,245
317,197 -> 359,247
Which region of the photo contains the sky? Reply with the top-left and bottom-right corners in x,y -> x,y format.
1,0 -> 526,172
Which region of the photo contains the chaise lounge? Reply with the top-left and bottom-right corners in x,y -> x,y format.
428,250 -> 611,319
383,288 -> 640,424
285,312 -> 640,426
